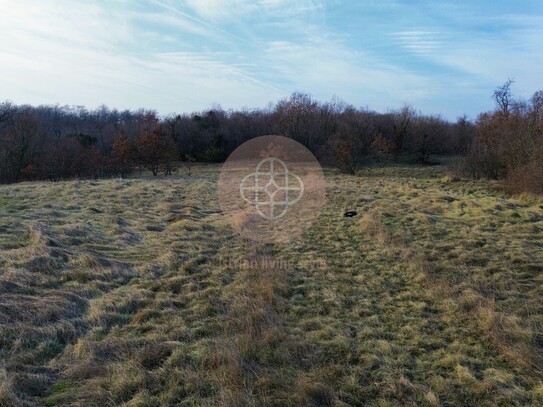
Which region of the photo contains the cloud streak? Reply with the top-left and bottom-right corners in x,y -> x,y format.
389,31 -> 442,56
0,0 -> 542,119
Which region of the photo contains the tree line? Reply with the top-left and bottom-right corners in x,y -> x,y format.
0,92 -> 476,184
2,86 -> 541,193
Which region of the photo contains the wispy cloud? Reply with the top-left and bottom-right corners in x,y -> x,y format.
180,0 -> 322,20
149,0 -> 259,47
262,38 -> 437,110
0,0 -> 542,119
389,31 -> 442,56
182,0 -> 256,20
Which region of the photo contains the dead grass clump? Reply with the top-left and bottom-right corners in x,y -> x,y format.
358,213 -> 390,245
0,369 -> 23,407
443,173 -> 461,184
298,380 -> 335,407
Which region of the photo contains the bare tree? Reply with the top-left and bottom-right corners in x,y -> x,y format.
530,90 -> 543,121
274,92 -> 319,149
326,107 -> 376,174
0,101 -> 15,126
410,115 -> 447,164
392,105 -> 416,158
493,79 -> 514,116
0,107 -> 44,182
137,125 -> 178,176
112,129 -> 133,178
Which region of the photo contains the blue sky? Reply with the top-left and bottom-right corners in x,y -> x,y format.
1,0 -> 542,120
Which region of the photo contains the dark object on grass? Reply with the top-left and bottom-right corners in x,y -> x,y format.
344,211 -> 357,217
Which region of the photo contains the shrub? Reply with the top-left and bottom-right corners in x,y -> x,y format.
502,161 -> 543,195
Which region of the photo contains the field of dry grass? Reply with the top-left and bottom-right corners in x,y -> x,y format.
0,163 -> 542,406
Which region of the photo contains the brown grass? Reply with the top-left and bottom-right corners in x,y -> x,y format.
0,163 -> 542,406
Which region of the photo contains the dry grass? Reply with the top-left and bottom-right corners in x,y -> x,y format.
0,163 -> 542,406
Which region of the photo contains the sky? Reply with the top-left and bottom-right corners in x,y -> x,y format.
0,0 -> 542,120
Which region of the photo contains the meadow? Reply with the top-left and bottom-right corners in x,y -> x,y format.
0,163 -> 542,406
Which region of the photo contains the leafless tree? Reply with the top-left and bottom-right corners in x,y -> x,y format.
326,107 -> 377,174
493,78 -> 514,116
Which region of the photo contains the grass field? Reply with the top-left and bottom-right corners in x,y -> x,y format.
0,163 -> 542,406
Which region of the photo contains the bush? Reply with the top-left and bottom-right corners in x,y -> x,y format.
502,161 -> 543,195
